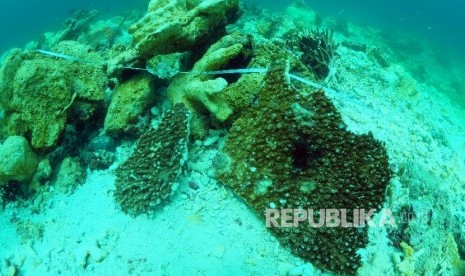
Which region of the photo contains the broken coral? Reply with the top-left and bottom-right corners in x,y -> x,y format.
114,104 -> 190,216
215,58 -> 392,274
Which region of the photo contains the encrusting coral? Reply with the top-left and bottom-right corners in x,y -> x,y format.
215,55 -> 392,274
114,104 -> 190,216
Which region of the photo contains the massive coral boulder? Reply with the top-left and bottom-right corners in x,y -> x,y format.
104,73 -> 155,135
0,41 -> 107,151
114,104 -> 190,216
129,0 -> 239,58
0,136 -> 38,185
215,60 -> 392,274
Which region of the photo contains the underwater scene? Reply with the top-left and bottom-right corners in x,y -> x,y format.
0,0 -> 465,275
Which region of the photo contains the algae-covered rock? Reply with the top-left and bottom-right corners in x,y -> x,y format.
147,52 -> 188,79
54,157 -> 85,194
129,0 -> 239,58
0,41 -> 107,151
168,34 -> 314,122
8,58 -> 72,151
167,33 -> 254,121
215,59 -> 392,274
104,73 -> 155,134
0,136 -> 39,185
114,104 -> 190,216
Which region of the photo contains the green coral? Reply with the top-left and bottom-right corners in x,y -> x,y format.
216,57 -> 392,274
114,104 -> 190,216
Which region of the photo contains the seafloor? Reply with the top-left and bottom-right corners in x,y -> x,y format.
0,1 -> 464,275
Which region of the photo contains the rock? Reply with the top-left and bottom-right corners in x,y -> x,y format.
30,159 -> 52,190
104,73 -> 155,135
0,136 -> 38,185
54,157 -> 85,193
0,41 -> 107,151
147,52 -> 188,79
129,0 -> 240,58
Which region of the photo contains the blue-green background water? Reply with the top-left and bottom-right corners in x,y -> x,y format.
0,0 -> 148,54
250,0 -> 465,50
1,0 -> 464,54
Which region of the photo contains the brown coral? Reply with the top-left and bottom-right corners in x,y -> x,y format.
216,58 -> 392,274
114,104 -> 190,216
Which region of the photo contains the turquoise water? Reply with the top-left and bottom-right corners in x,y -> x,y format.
249,0 -> 465,50
2,0 -> 464,53
0,0 -> 149,53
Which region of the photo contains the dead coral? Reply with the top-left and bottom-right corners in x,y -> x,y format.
114,104 -> 190,216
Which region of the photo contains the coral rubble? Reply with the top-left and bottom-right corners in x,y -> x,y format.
216,58 -> 392,274
114,104 -> 190,216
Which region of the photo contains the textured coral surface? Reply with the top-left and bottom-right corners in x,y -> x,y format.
114,105 -> 190,216
217,60 -> 392,274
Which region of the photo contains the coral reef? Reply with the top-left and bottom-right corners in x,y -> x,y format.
114,104 -> 190,216
215,58 -> 392,274
104,73 -> 155,135
0,41 -> 107,151
0,136 -> 38,185
286,28 -> 336,79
